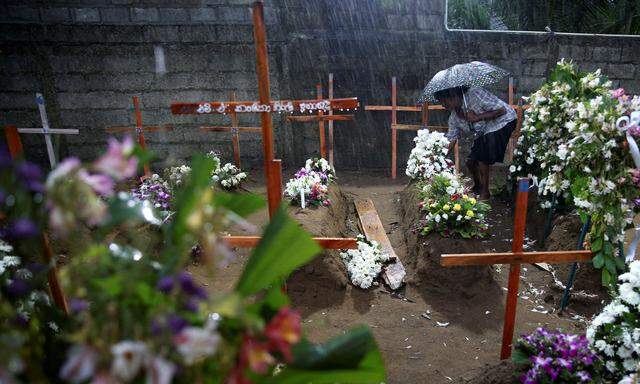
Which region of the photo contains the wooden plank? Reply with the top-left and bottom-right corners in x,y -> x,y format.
223,235 -> 358,249
171,97 -> 359,115
4,125 -> 23,158
133,96 -> 151,177
200,126 -> 262,132
286,114 -> 354,123
229,91 -> 242,168
267,159 -> 282,218
441,250 -> 593,266
105,125 -> 173,134
364,105 -> 445,112
354,199 -> 405,289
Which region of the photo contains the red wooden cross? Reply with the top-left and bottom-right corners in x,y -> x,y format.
105,96 -> 174,177
287,80 -> 356,165
441,178 -> 592,359
171,1 -> 358,249
199,90 -> 262,169
364,77 -> 459,178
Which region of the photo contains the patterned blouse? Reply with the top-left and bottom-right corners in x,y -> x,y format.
444,87 -> 516,140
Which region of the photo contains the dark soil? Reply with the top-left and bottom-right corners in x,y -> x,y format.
192,169 -> 606,384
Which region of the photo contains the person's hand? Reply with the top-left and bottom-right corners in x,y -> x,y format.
465,111 -> 482,123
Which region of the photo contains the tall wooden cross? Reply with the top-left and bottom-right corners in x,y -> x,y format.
199,90 -> 262,168
287,79 -> 356,166
364,77 -> 458,178
105,96 -> 174,177
11,93 -> 79,169
3,133 -> 68,314
441,178 -> 592,359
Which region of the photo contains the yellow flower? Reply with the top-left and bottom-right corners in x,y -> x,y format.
453,204 -> 461,211
462,194 -> 468,200
466,210 -> 474,218
443,204 -> 450,211
469,198 -> 477,205
430,203 -> 437,208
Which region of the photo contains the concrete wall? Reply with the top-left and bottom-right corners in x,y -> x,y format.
1,0 -> 639,171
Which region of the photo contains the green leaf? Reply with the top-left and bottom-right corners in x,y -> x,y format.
92,275 -> 124,296
263,283 -> 290,310
593,253 -> 604,269
259,326 -> 385,384
591,237 -> 603,252
235,206 -> 321,296
511,349 -> 531,365
604,256 -> 617,275
602,268 -> 612,286
213,192 -> 265,218
615,255 -> 627,271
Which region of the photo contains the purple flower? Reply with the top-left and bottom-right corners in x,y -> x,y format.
151,318 -> 163,335
184,298 -> 200,312
7,278 -> 31,297
576,371 -> 591,382
611,88 -> 626,99
167,314 -> 188,334
156,276 -> 174,294
5,218 -> 39,239
17,161 -> 44,192
178,272 -> 207,300
69,299 -> 89,314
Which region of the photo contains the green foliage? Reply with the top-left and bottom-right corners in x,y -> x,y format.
447,0 -> 491,30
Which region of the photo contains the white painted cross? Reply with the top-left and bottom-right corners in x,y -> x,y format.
17,93 -> 79,168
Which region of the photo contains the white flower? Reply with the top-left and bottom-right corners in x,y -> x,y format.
174,320 -> 221,365
340,236 -> 390,289
146,355 -> 175,384
60,344 -> 99,383
111,341 -> 148,382
0,255 -> 20,275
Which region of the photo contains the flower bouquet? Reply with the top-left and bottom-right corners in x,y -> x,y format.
406,130 -> 454,180
340,235 -> 391,289
587,260 -> 640,380
513,327 -> 602,383
511,60 -> 640,284
284,159 -> 333,208
417,172 -> 490,238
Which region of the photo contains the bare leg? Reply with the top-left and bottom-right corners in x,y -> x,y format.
466,159 -> 481,193
478,161 -> 491,200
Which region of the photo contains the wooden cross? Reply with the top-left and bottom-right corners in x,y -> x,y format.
199,91 -> 262,169
441,178 -> 592,359
12,93 -> 79,169
287,78 -> 356,166
170,2 -> 358,253
364,77 -> 458,178
2,133 -> 68,313
105,96 -> 173,177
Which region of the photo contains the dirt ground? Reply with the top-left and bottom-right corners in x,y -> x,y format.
190,168 -> 606,384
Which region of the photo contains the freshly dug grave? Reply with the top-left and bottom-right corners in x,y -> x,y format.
287,184 -> 361,296
399,184 -> 500,299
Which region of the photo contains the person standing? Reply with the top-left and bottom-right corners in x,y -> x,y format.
434,86 -> 516,200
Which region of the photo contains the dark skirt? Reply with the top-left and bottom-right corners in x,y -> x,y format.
469,119 -> 517,165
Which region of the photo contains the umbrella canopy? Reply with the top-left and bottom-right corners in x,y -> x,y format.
418,61 -> 509,104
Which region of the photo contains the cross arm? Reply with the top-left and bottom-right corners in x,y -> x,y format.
287,114 -> 355,123
223,235 -> 357,249
441,250 -> 593,266
104,125 -> 174,134
171,98 -> 359,115
18,128 -> 79,135
200,126 -> 262,133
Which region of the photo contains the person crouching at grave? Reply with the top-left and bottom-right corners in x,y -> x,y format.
434,86 -> 517,201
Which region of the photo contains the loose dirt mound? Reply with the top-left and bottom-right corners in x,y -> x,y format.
398,184 -> 497,298
458,361 -> 521,384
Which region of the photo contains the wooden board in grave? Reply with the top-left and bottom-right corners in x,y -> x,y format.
355,198 -> 406,290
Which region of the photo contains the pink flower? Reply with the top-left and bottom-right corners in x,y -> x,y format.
264,308 -> 301,362
78,169 -> 114,197
94,137 -> 137,181
611,88 -> 626,99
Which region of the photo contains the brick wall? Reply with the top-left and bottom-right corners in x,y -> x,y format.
1,0 -> 639,171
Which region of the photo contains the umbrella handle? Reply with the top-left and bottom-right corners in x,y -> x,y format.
461,88 -> 475,133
